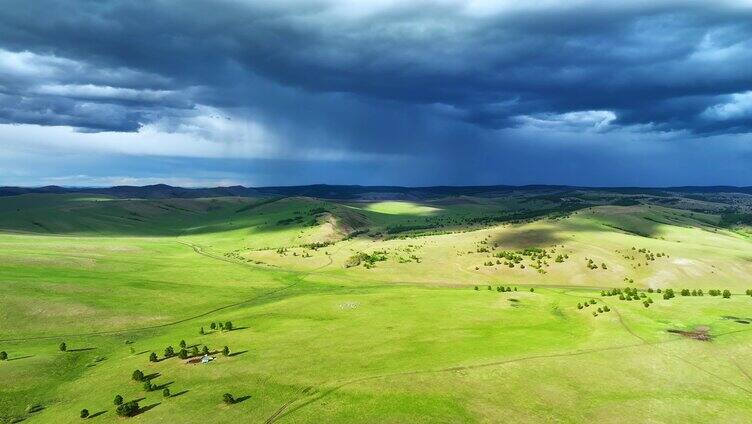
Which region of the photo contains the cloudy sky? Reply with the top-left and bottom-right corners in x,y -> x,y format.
1,0 -> 751,187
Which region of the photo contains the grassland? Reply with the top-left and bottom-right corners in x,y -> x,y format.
2,190 -> 752,423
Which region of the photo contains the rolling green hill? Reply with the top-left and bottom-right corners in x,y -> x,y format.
2,189 -> 752,423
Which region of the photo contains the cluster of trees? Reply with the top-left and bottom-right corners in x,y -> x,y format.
577,299 -> 611,315
496,286 -> 517,292
585,258 -> 605,270
209,321 -> 234,331
662,288 -> 675,300
707,289 -> 732,298
116,401 -> 139,417
601,287 -> 646,301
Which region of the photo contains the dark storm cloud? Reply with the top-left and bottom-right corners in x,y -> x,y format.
0,1 -> 751,186
1,0 -> 751,133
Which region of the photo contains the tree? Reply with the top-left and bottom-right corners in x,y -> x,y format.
143,381 -> 155,392
191,346 -> 199,357
179,340 -> 187,349
529,288 -> 535,292
116,400 -> 139,417
149,352 -> 158,362
164,346 -> 174,358
80,409 -> 89,419
474,286 -> 479,291
0,351 -> 7,360
225,321 -> 233,331
723,289 -> 732,299
132,369 -> 144,382
222,346 -> 230,356
178,349 -> 188,359
223,393 -> 235,405
210,322 -> 217,330
202,345 -> 210,355
114,395 -> 123,405
59,342 -> 67,352
163,388 -> 171,398
577,303 -> 583,309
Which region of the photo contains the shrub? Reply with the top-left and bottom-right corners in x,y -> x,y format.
164,346 -> 174,358
223,393 -> 235,405
59,342 -> 67,352
114,394 -> 123,405
132,369 -> 144,382
149,352 -> 158,362
225,321 -> 233,331
80,409 -> 89,418
222,346 -> 230,356
116,400 -> 139,417
0,351 -> 7,360
163,388 -> 171,398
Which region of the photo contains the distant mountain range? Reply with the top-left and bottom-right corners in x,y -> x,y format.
1,184 -> 752,200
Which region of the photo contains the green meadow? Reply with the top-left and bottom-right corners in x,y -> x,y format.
2,192 -> 752,423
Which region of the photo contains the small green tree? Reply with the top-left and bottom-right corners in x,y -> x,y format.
179,340 -> 187,349
149,352 -> 158,362
191,346 -> 199,357
59,342 -> 67,352
178,349 -> 188,359
224,321 -> 233,331
210,322 -> 217,330
223,393 -> 235,405
202,345 -> 210,355
163,388 -> 171,398
114,394 -> 123,405
132,369 -> 144,382
164,346 -> 174,357
222,346 -> 230,356
80,409 -> 89,419
529,288 -> 535,292
199,326 -> 205,335
116,400 -> 139,417
0,351 -> 7,360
